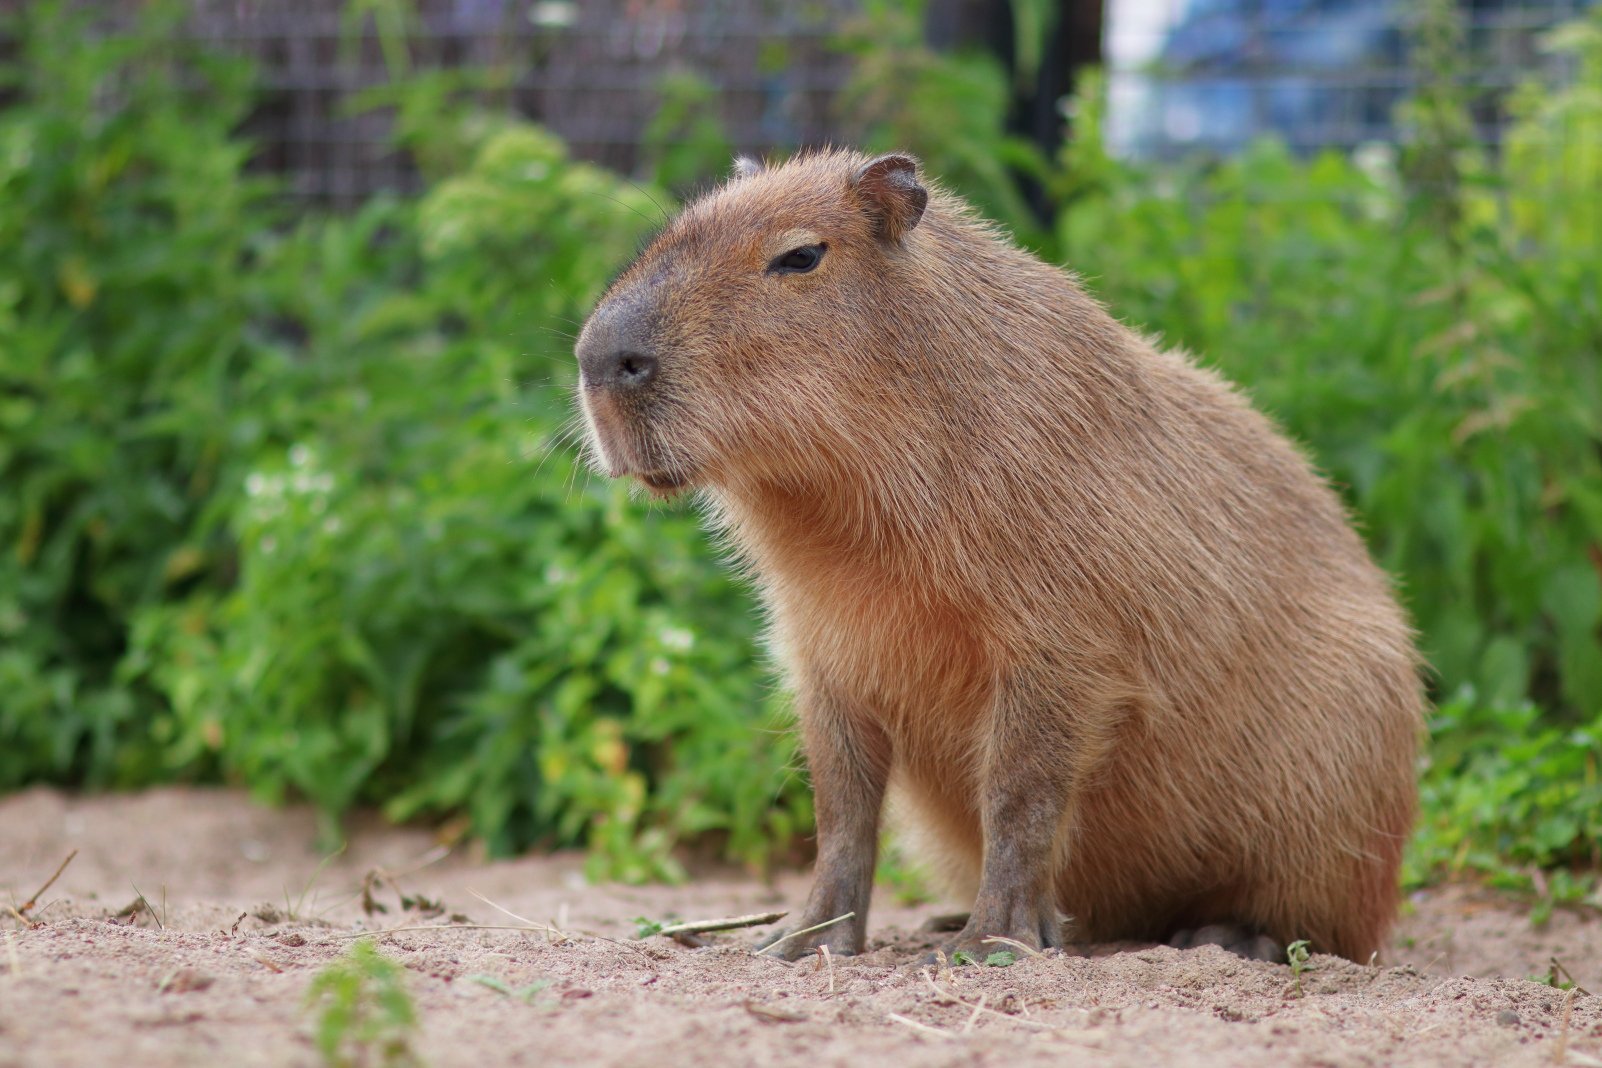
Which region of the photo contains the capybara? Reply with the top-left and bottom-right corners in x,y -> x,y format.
574,149 -> 1423,963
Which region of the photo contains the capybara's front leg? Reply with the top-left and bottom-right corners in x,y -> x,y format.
757,686 -> 890,961
941,677 -> 1081,961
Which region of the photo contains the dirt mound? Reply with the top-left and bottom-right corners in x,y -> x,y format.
3,787 -> 1598,1067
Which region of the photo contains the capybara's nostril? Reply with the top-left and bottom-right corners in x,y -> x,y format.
608,350 -> 658,391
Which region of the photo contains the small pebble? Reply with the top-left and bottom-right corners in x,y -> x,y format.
1495,1009 -> 1520,1027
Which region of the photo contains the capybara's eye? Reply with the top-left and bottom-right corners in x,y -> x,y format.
769,244 -> 826,274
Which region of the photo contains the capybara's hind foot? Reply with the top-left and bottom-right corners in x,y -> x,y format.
1168,924 -> 1284,962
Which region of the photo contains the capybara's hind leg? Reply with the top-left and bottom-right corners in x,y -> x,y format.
1168,924 -> 1285,963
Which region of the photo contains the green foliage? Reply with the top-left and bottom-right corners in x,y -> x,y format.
0,0 -> 273,789
305,940 -> 421,1068
3,0 -> 1599,894
1409,697 -> 1601,904
632,916 -> 667,938
4,1 -> 805,879
984,951 -> 1017,967
642,70 -> 737,195
129,113 -> 804,878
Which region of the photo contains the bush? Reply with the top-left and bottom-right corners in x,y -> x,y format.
0,1 -> 273,788
3,2 -> 806,879
126,102 -> 808,880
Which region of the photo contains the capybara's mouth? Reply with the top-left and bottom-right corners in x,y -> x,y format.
639,470 -> 690,493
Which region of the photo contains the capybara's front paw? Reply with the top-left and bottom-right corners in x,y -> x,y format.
755,913 -> 866,961
928,902 -> 1063,965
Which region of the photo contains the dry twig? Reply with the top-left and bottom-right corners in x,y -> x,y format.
19,850 -> 77,915
657,911 -> 786,936
332,923 -> 561,940
1549,957 -> 1593,997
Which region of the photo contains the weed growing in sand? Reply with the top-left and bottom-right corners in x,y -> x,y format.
1532,957 -> 1589,993
305,940 -> 420,1068
949,950 -> 1017,968
467,974 -> 552,1004
1287,940 -> 1313,997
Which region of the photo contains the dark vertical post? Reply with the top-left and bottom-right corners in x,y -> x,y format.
924,0 -> 1105,218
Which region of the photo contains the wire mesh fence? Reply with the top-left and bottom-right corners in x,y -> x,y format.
2,0 -> 1596,203
174,0 -> 856,205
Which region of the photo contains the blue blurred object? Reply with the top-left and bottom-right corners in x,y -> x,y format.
1104,0 -> 1597,157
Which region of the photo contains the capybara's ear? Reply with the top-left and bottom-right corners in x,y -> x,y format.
850,153 -> 927,243
732,156 -> 764,180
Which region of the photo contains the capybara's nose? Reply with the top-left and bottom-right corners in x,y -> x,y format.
590,349 -> 658,391
577,300 -> 660,393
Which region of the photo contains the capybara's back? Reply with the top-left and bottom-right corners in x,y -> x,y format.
575,149 -> 1424,962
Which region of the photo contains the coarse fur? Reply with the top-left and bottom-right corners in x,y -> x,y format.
574,148 -> 1424,963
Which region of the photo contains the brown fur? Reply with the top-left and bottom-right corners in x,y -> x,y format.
575,149 -> 1424,962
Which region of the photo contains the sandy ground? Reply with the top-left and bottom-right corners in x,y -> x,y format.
1,786 -> 1599,1067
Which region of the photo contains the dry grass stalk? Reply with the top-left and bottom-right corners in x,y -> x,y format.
1555,986 -> 1578,1066
919,968 -> 1053,1030
887,1013 -> 954,1039
743,1000 -> 807,1024
980,935 -> 1045,959
753,912 -> 854,957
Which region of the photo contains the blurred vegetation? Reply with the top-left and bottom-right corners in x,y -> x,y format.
0,0 -> 1597,904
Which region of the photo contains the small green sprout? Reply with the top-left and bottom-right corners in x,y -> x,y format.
1286,939 -> 1313,997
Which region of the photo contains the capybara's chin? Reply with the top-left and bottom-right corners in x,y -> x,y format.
574,148 -> 1424,964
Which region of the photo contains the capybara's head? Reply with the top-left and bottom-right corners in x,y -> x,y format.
575,150 -> 931,496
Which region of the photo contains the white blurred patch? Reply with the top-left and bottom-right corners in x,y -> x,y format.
578,389 -> 613,474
